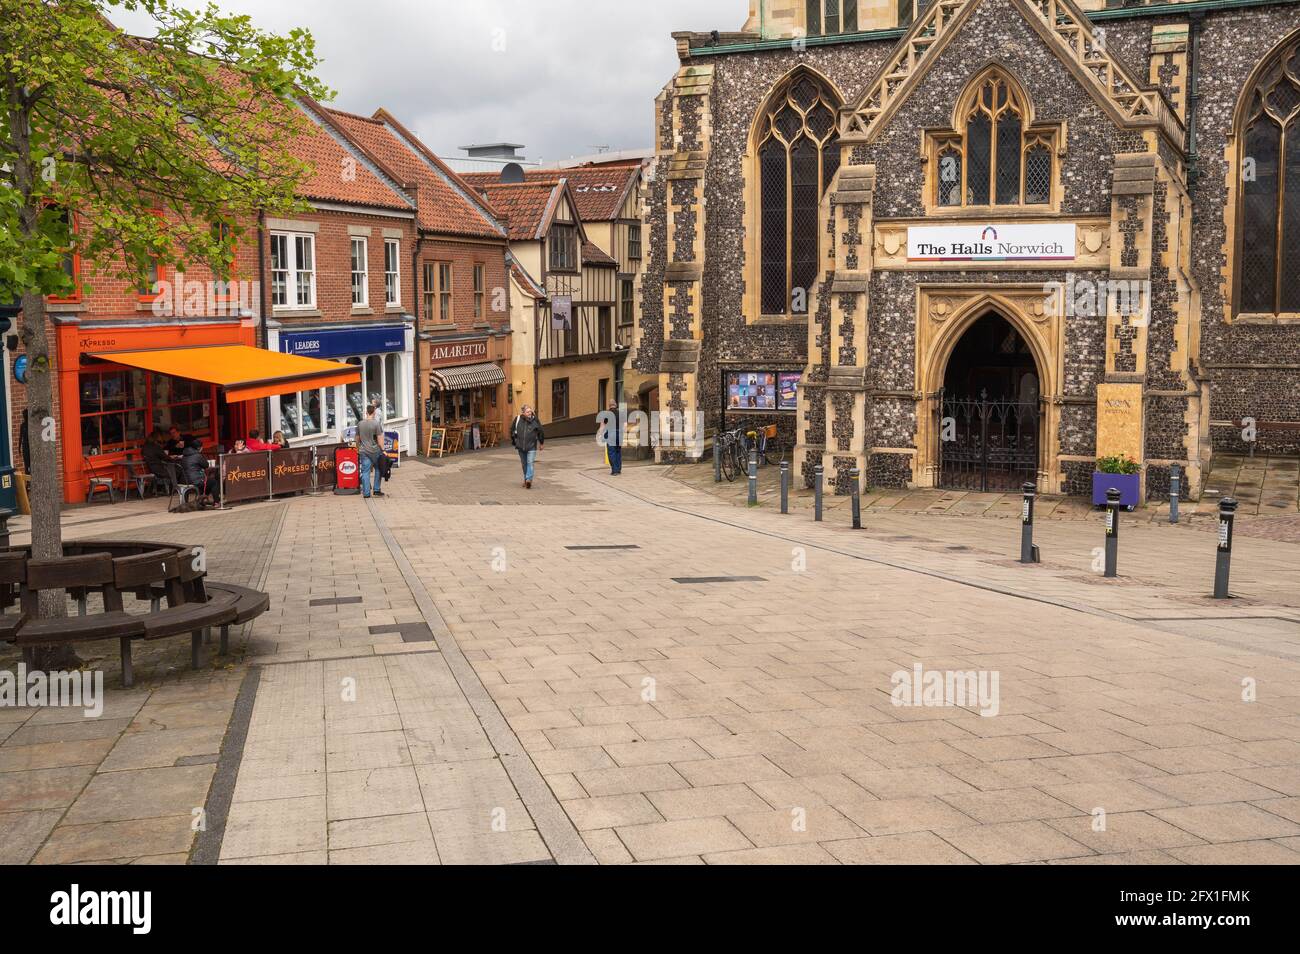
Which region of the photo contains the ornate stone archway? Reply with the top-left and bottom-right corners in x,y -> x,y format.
914,284 -> 1066,493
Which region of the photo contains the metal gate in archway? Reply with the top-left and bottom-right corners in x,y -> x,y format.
938,392 -> 1040,492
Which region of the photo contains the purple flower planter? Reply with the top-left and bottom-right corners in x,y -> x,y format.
1092,471 -> 1141,509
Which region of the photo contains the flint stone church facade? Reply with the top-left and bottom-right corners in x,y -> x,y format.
632,0 -> 1300,499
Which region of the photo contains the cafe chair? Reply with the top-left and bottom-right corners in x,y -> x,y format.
83,457 -> 117,504
164,462 -> 198,513
120,454 -> 151,501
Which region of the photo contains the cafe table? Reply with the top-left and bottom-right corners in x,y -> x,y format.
113,458 -> 152,501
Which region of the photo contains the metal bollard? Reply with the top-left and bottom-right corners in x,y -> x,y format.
747,450 -> 758,506
1104,487 -> 1121,578
850,468 -> 862,529
1019,481 -> 1040,564
1169,463 -> 1180,524
1214,496 -> 1237,599
713,439 -> 721,482
780,461 -> 789,514
814,464 -> 824,522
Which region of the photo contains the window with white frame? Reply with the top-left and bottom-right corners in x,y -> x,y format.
343,352 -> 404,426
350,237 -> 368,306
270,231 -> 315,308
279,386 -> 335,439
384,238 -> 400,306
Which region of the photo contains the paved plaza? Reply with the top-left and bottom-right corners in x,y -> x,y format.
3,440 -> 1300,864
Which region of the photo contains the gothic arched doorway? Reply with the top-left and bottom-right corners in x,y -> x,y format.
938,310 -> 1042,491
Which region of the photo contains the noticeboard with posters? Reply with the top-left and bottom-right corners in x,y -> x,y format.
726,370 -> 801,411
777,371 -> 800,410
726,371 -> 777,410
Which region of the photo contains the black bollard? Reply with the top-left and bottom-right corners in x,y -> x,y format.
747,450 -> 758,506
1169,463 -> 1180,524
850,467 -> 861,529
780,461 -> 789,514
1019,481 -> 1039,564
1214,496 -> 1237,599
814,464 -> 824,522
1104,487 -> 1121,578
713,439 -> 721,483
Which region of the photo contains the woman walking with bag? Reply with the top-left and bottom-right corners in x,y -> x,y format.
510,405 -> 545,489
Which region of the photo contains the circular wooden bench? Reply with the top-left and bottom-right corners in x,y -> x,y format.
0,540 -> 270,687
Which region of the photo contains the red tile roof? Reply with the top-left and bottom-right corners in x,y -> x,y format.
463,163 -> 640,222
470,180 -> 564,241
581,240 -> 617,267
510,261 -> 547,300
290,98 -> 413,210
323,107 -> 505,239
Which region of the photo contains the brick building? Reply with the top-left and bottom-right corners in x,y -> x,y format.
15,88 -> 514,502
259,96 -> 419,456
309,106 -> 512,456
636,0 -> 1300,500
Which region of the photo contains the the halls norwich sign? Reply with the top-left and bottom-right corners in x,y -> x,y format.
907,224 -> 1076,262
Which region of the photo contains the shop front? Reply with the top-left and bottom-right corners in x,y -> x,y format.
268,320 -> 415,456
55,317 -> 359,503
421,332 -> 510,454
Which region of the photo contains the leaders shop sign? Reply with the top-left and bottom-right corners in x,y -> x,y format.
907,223 -> 1075,263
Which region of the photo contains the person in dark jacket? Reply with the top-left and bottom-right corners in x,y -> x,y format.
510,405 -> 544,489
164,425 -> 188,459
180,438 -> 217,506
141,430 -> 170,485
601,401 -> 623,476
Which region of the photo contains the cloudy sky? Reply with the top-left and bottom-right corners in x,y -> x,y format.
111,0 -> 739,164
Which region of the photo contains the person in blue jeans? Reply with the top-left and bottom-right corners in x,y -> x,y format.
511,405 -> 545,489
357,404 -> 385,498
602,401 -> 622,475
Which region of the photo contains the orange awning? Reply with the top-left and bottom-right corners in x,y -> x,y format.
87,345 -> 361,403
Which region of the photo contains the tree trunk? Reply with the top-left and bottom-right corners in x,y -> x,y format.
19,293 -> 78,669
7,82 -> 77,668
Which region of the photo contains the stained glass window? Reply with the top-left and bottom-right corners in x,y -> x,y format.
937,71 -> 1051,207
756,71 -> 842,316
1239,40 -> 1300,314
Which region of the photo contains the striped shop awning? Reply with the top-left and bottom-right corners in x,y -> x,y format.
428,361 -> 506,391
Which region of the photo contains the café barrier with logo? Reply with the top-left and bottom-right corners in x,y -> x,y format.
219,443 -> 344,505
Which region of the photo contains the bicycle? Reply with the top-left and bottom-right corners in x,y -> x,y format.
741,423 -> 779,466
716,426 -> 747,482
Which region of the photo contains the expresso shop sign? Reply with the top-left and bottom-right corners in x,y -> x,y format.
907,223 -> 1075,263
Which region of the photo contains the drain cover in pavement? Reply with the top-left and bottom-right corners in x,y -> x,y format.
673,575 -> 766,584
565,545 -> 640,550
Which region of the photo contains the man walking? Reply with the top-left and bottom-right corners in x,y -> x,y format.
511,404 -> 544,489
358,404 -> 385,499
602,401 -> 622,476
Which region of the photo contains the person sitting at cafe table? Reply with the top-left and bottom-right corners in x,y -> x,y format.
272,430 -> 287,447
231,438 -> 248,454
164,425 -> 188,458
180,437 -> 218,507
142,430 -> 171,483
245,429 -> 278,452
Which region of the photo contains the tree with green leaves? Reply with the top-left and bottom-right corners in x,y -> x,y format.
1,0 -> 330,663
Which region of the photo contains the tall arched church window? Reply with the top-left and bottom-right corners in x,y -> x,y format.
1238,36 -> 1300,315
756,72 -> 842,316
930,71 -> 1057,210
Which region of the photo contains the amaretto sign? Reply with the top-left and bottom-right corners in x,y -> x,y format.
907,223 -> 1076,262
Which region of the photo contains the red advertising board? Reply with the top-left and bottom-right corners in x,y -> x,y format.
334,446 -> 360,494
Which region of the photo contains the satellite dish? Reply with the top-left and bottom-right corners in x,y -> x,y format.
500,162 -> 525,184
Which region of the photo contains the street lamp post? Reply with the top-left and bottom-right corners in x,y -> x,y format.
0,300 -> 20,546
